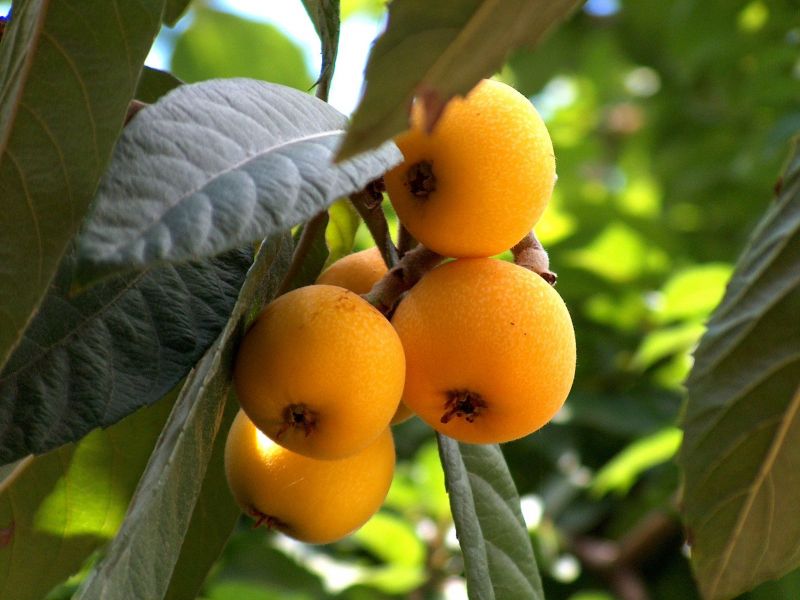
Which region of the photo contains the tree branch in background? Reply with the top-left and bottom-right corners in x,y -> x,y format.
350,178 -> 400,269
512,231 -> 557,285
570,509 -> 680,600
362,243 -> 442,316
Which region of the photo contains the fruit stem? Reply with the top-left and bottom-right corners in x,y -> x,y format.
362,243 -> 443,316
276,211 -> 329,296
350,178 -> 400,269
441,390 -> 488,424
512,231 -> 557,285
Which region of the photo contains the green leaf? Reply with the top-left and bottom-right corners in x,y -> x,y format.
0,388 -> 176,600
74,79 -> 401,286
74,232 -> 294,600
164,0 -> 192,26
283,214 -> 331,292
0,246 -> 251,464
164,392 -> 240,600
679,144 -> 800,600
301,0 -> 341,97
0,0 -> 165,372
134,67 -> 183,104
654,263 -> 733,324
337,0 -> 581,160
591,427 -> 682,497
631,321 -> 706,370
325,199 -> 361,266
437,435 -> 544,600
171,8 -> 313,90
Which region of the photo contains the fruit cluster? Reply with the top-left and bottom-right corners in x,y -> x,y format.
224,79 -> 576,545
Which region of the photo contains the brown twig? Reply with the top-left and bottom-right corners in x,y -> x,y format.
397,223 -> 417,257
511,231 -> 557,285
570,509 -> 680,600
362,243 -> 442,316
350,179 -> 400,269
125,100 -> 147,125
276,211 -> 328,296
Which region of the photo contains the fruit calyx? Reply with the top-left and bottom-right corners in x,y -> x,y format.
405,160 -> 437,198
441,390 -> 487,424
249,507 -> 288,531
276,403 -> 318,438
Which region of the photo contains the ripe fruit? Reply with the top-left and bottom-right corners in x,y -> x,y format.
316,248 -> 414,425
317,247 -> 387,295
234,284 -> 405,459
384,79 -> 555,258
225,410 -> 395,544
391,258 -> 575,444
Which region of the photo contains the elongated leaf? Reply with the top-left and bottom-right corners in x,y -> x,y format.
135,67 -> 183,104
0,0 -> 165,372
679,144 -> 800,600
301,0 -> 341,97
75,79 -> 401,286
75,233 -> 294,600
164,392 -> 240,600
337,0 -> 581,160
0,388 -> 176,600
0,246 -> 252,464
325,199 -> 361,265
164,0 -> 192,26
283,213 -> 331,292
437,435 -> 543,600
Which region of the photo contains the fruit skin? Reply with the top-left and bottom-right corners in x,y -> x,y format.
317,247 -> 387,295
315,248 -> 414,425
385,79 -> 555,258
391,258 -> 575,444
225,410 -> 395,544
234,284 -> 405,460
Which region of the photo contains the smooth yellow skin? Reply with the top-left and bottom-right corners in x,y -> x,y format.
225,410 -> 395,544
234,284 -> 405,459
391,258 -> 575,444
385,79 -> 556,258
315,248 -> 414,425
317,247 -> 387,295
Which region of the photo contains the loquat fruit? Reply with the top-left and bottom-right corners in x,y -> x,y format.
234,284 -> 405,459
391,258 -> 575,444
225,410 -> 395,544
384,78 -> 556,258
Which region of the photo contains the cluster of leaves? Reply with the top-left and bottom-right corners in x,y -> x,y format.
0,1 -> 798,600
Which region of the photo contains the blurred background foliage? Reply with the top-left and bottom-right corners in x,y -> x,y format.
101,0 -> 800,598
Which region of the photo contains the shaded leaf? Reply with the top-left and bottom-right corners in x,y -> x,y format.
171,8 -> 313,90
164,0 -> 192,26
75,233 -> 294,600
301,0 -> 341,97
437,435 -> 543,600
0,246 -> 252,464
135,67 -> 183,104
325,199 -> 361,266
0,388 -> 177,600
679,145 -> 800,600
0,0 -> 165,371
283,214 -> 331,292
337,0 -> 581,159
75,79 -> 401,285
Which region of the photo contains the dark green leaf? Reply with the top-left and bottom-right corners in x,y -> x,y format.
0,246 -> 252,464
135,67 -> 183,104
283,214 -> 331,292
0,388 -> 176,600
171,8 -> 313,90
301,0 -> 341,98
337,0 -> 581,159
0,0 -> 165,372
75,79 -> 401,286
164,392 -> 240,600
75,232 -> 294,600
164,0 -> 192,26
679,144 -> 800,600
437,435 -> 543,600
